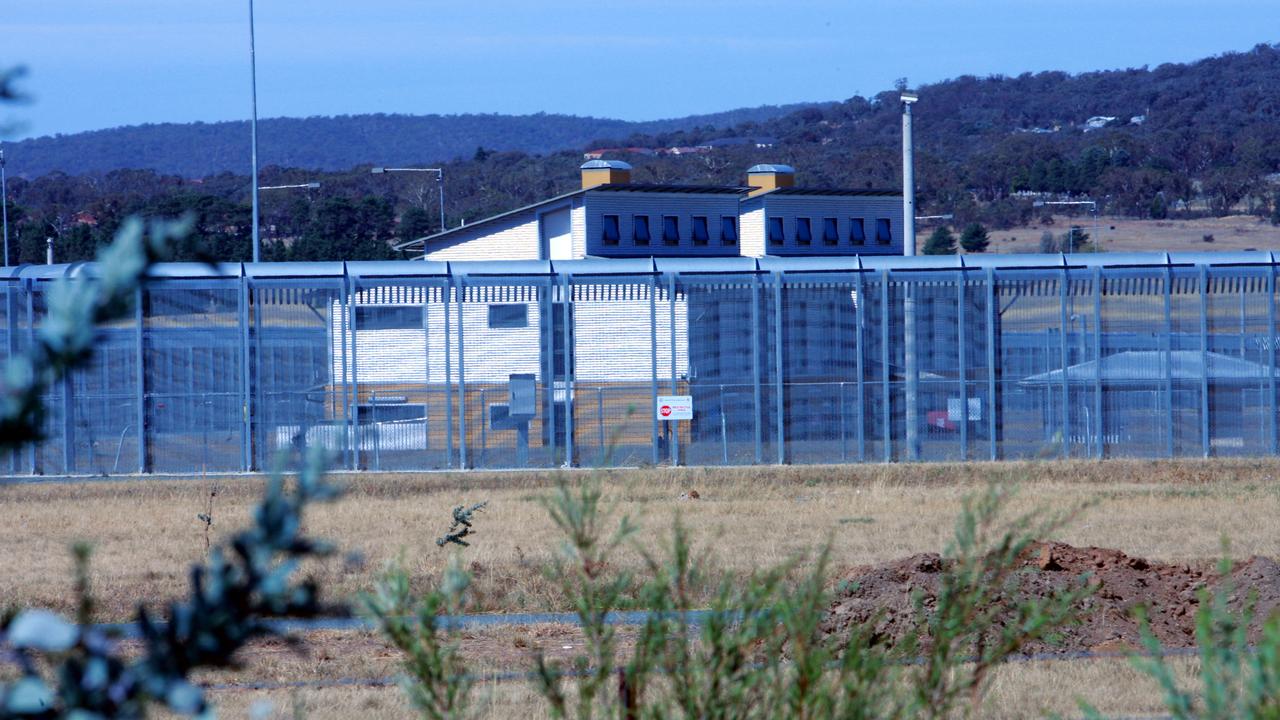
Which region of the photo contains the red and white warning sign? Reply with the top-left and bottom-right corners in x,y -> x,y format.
656,395 -> 693,421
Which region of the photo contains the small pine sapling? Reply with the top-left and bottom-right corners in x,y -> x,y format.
436,502 -> 488,548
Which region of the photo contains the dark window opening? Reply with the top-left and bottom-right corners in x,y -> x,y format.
488,304 -> 528,329
849,218 -> 866,245
768,217 -> 785,246
355,305 -> 420,330
358,403 -> 426,423
633,215 -> 650,246
720,216 -> 738,245
795,217 -> 812,246
601,214 -> 620,246
691,216 -> 709,246
875,218 -> 892,245
663,215 -> 680,245
822,217 -> 838,246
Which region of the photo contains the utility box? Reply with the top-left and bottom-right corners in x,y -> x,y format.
509,373 -> 537,419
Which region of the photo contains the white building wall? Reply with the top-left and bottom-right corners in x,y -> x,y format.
424,214 -> 541,261
740,206 -> 766,258
330,293 -> 686,386
572,296 -> 688,383
570,202 -> 587,259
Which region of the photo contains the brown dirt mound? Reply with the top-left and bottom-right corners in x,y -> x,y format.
822,542 -> 1280,656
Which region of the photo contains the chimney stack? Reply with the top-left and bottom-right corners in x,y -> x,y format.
746,164 -> 795,197
580,159 -> 632,189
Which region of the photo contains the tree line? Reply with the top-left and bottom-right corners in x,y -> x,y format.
4,44 -> 1280,263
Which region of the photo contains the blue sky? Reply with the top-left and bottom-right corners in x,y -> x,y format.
5,0 -> 1279,139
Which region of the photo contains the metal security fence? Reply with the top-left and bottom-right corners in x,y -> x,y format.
3,252 -> 1279,476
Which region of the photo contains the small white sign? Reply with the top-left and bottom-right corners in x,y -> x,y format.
656,395 -> 693,421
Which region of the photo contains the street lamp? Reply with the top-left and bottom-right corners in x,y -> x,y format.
371,167 -> 446,232
248,0 -> 262,263
1,146 -> 9,267
258,182 -> 321,191
1035,200 -> 1099,253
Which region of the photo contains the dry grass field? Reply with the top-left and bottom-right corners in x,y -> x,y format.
5,457 -> 1280,718
4,458 -> 1280,620
914,213 -> 1280,254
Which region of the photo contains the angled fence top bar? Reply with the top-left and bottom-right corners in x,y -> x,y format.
3,252 -> 1280,284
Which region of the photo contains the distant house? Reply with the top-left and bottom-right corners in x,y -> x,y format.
1083,116 -> 1117,131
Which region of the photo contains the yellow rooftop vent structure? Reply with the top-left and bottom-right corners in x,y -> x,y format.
746,163 -> 796,197
580,159 -> 633,189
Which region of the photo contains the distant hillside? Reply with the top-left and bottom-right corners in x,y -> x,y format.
6,43 -> 1280,265
5,104 -> 824,178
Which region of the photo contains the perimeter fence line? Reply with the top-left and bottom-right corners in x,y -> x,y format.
5,251 -> 1280,476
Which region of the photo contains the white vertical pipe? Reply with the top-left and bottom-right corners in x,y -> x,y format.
249,0 -> 261,263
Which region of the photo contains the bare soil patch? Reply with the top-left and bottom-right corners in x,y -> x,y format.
822,541 -> 1280,655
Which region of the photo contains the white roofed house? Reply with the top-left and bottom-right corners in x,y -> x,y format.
351,161 -> 905,468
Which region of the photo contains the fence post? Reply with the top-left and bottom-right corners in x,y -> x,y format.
1092,267 -> 1103,458
854,269 -> 865,462
773,271 -> 785,465
986,267 -> 998,461
1199,266 -> 1210,458
456,275 -> 467,469
751,272 -> 763,464
1059,267 -> 1070,459
957,271 -> 968,461
339,273 -> 353,470
1268,266 -> 1277,456
134,286 -> 146,474
239,273 -> 252,471
669,273 -> 680,466
649,272 -> 659,465
351,275 -> 363,470
564,274 -> 575,467
881,270 -> 891,463
443,277 -> 452,469
1164,266 -> 1175,458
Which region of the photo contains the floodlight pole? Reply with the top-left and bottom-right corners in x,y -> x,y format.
371,167 -> 446,231
249,0 -> 261,263
1,147 -> 9,267
901,91 -> 920,460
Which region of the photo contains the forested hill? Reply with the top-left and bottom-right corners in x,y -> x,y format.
6,44 -> 1280,265
6,103 -> 822,178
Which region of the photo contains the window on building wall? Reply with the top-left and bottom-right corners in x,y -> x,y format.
875,218 -> 893,245
795,217 -> 812,245
691,216 -> 709,245
720,216 -> 738,245
663,215 -> 680,245
633,215 -> 650,246
849,218 -> 866,245
601,214 -> 620,246
355,305 -> 420,330
823,217 -> 839,246
768,217 -> 785,246
488,304 -> 528,329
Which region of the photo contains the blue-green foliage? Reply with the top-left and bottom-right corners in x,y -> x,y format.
0,216 -> 343,718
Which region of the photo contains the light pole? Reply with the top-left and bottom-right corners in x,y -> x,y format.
1036,200 -> 1098,253
901,91 -> 920,460
371,167 -> 446,232
1,146 -> 9,267
248,0 -> 262,263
